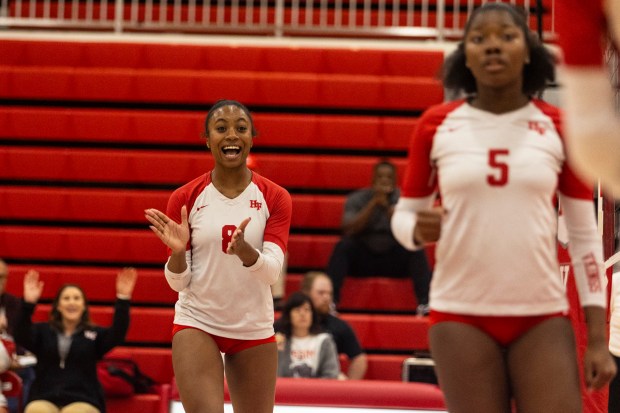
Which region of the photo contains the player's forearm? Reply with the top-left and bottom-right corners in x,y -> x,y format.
167,250 -> 188,273
164,253 -> 191,292
562,67 -> 617,136
346,354 -> 368,380
561,66 -> 620,187
560,195 -> 607,308
583,306 -> 609,346
605,0 -> 620,43
247,242 -> 285,285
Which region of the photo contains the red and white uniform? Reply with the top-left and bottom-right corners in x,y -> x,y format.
391,99 -> 606,316
164,171 -> 292,340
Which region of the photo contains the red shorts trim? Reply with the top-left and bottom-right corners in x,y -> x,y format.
172,324 -> 276,355
429,310 -> 568,347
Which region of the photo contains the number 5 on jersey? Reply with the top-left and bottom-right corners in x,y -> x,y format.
487,149 -> 509,186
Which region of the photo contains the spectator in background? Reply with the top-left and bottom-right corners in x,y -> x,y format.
290,271 -> 367,380
326,160 -> 432,315
0,259 -> 35,413
276,292 -> 340,379
15,268 -> 137,413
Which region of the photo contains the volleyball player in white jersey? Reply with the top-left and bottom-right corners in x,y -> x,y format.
391,4 -> 616,413
556,0 -> 620,194
145,100 -> 292,413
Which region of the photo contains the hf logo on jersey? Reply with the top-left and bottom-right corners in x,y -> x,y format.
528,121 -> 546,136
582,252 -> 602,293
250,200 -> 262,210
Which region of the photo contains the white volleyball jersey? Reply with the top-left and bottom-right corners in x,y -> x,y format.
394,99 -> 605,316
165,171 -> 292,339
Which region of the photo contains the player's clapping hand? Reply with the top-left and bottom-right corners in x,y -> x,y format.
227,217 -> 260,267
145,206 -> 190,254
227,217 -> 252,256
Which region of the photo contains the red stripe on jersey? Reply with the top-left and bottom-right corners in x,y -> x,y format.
165,173 -> 209,255
165,172 -> 292,256
532,100 -> 593,200
401,100 -> 465,198
252,173 -> 292,254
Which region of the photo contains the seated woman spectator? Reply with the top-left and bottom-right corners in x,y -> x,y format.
14,268 -> 137,413
276,292 -> 340,379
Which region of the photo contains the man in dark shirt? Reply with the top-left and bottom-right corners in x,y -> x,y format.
300,271 -> 367,380
326,160 -> 432,315
274,271 -> 367,379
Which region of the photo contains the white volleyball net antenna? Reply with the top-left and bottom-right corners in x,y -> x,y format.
602,35 -> 619,272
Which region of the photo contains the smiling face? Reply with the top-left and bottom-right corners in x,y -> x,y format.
56,286 -> 86,324
464,9 -> 529,93
205,104 -> 254,169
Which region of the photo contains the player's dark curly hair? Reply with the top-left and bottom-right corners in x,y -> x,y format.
204,99 -> 258,137
442,2 -> 555,96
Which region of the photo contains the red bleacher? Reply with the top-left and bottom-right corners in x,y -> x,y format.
0,186 -> 344,229
6,265 -> 176,305
0,147 -> 409,190
0,226 -> 338,269
286,272 -> 421,311
224,377 -> 446,409
0,106 -> 417,150
5,265 -> 421,313
0,68 -> 442,111
0,40 -> 444,77
0,40 -> 444,110
105,390 -> 168,413
0,37 -> 445,411
27,304 -> 429,351
92,347 -> 410,385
